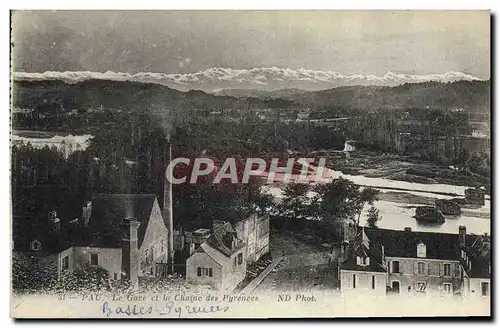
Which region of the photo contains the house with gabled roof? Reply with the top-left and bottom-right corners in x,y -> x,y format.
186,222 -> 247,291
87,194 -> 170,280
14,193 -> 171,290
339,225 -> 491,298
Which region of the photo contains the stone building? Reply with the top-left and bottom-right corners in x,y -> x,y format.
186,222 -> 246,291
339,225 -> 490,298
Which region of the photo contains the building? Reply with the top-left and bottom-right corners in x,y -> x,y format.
461,231 -> 491,298
87,194 -> 170,281
227,213 -> 270,263
186,222 -> 246,291
12,210 -> 124,284
338,228 -> 387,296
339,225 -> 490,298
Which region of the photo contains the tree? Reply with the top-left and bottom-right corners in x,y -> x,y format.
279,183 -> 312,231
311,179 -> 379,239
59,265 -> 110,292
366,205 -> 382,228
12,257 -> 58,293
357,187 -> 380,227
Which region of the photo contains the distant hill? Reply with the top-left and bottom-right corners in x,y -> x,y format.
213,88 -> 309,99
11,79 -> 294,113
11,79 -> 490,118
287,80 -> 491,113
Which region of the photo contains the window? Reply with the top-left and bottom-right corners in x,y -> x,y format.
417,262 -> 425,275
234,257 -> 237,267
417,243 -> 426,258
161,240 -> 164,253
416,281 -> 426,293
90,253 -> 99,266
443,263 -> 451,276
62,256 -> 69,271
443,283 -> 452,294
481,282 -> 489,296
371,275 -> 376,290
199,267 -> 213,277
30,240 -> 41,251
392,261 -> 400,273
352,274 -> 356,289
237,253 -> 243,265
114,273 -> 118,280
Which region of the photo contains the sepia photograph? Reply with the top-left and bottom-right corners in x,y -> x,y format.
9,9 -> 491,318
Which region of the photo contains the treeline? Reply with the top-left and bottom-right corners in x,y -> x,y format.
289,80 -> 490,113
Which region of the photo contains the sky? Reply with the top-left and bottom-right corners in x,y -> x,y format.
11,10 -> 491,78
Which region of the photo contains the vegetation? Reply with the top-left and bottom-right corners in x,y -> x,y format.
366,206 -> 382,228
12,258 -> 110,293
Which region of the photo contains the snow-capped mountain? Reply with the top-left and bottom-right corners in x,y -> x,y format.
13,67 -> 482,92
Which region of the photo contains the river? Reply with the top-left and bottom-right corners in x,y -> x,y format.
263,162 -> 490,235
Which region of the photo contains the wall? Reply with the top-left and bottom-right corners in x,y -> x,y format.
56,247 -> 74,280
386,257 -> 462,296
140,198 -> 169,276
255,215 -> 270,260
72,247 -> 122,280
340,269 -> 387,296
186,252 -> 223,289
221,247 -> 247,291
234,214 -> 270,263
469,278 -> 490,299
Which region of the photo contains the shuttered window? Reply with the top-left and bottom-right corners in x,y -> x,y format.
197,267 -> 202,276
417,262 -> 425,275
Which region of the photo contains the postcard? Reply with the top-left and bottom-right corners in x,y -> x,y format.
10,10 -> 491,319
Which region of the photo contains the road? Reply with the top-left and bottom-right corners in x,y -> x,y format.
253,232 -> 339,293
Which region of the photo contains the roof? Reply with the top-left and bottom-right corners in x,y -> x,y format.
466,235 -> 491,279
88,194 -> 158,248
340,242 -> 387,273
206,222 -> 245,257
196,242 -> 228,266
363,227 -> 461,261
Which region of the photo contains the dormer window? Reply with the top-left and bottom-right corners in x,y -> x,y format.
356,256 -> 370,266
30,240 -> 41,251
417,242 -> 426,258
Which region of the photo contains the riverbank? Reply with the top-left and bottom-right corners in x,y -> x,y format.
327,150 -> 490,191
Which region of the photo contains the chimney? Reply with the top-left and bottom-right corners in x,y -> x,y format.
164,142 -> 175,273
213,220 -> 226,231
48,211 -> 60,233
342,221 -> 353,242
120,218 -> 141,290
404,227 -> 412,233
459,226 -> 466,248
189,242 -> 196,256
82,201 -> 92,227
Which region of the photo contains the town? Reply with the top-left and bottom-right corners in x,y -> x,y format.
10,11 -> 491,319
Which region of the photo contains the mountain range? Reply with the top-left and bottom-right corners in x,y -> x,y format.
13,67 -> 483,93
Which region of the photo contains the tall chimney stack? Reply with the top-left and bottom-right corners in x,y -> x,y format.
164,142 -> 175,273
120,218 -> 141,290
